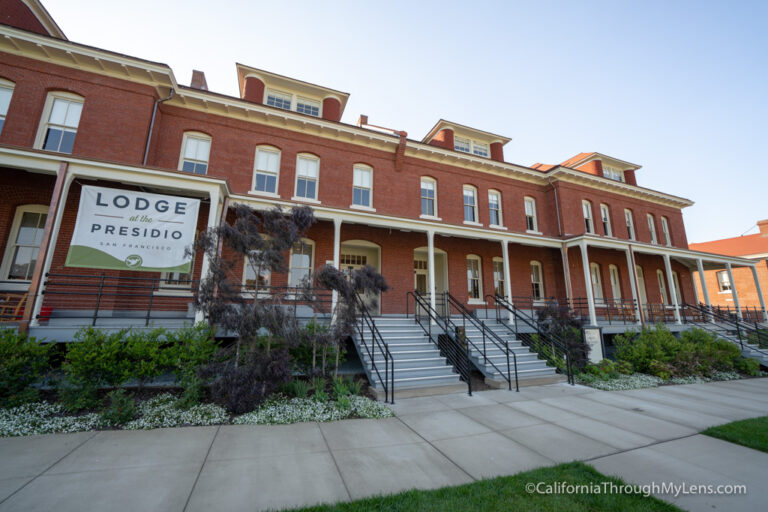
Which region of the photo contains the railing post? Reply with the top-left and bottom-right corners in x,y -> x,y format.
481,321 -> 487,364
92,273 -> 106,326
146,277 -> 156,327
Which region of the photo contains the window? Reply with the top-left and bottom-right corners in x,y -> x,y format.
672,271 -> 682,305
661,217 -> 672,246
352,165 -> 373,208
1,205 -> 48,281
647,214 -> 657,244
463,185 -> 478,223
600,204 -> 612,237
590,262 -> 604,303
530,261 -> 544,300
161,268 -> 194,289
603,164 -> 625,182
179,132 -> 211,174
265,89 -> 321,117
624,209 -> 636,240
466,255 -> 482,300
636,265 -> 648,305
717,271 -> 731,292
656,270 -> 669,304
294,154 -> 319,201
37,92 -> 83,154
0,79 -> 14,135
253,146 -> 281,194
266,89 -> 292,110
524,197 -> 538,232
488,190 -> 502,227
289,240 -> 314,287
243,253 -> 271,291
582,200 -> 594,234
454,136 -> 489,157
493,258 -> 505,297
420,177 -> 437,217
609,265 -> 621,302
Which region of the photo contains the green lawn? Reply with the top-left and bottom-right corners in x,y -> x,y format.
703,416 -> 768,453
290,462 -> 680,512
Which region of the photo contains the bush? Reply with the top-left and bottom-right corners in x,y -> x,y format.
123,328 -> 167,388
0,329 -> 52,407
283,379 -> 311,398
100,389 -> 136,426
165,324 -> 217,405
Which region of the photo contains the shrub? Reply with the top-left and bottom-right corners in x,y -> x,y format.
0,329 -> 52,407
284,379 -> 311,398
164,323 -> 217,405
100,389 -> 136,426
123,328 -> 167,388
332,377 -> 349,399
344,376 -> 364,396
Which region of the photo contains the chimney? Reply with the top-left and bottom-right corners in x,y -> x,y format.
190,70 -> 208,91
758,219 -> 768,236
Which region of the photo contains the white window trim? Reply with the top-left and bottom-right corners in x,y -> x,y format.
582,200 -> 594,234
462,185 -> 478,224
716,270 -> 731,293
177,131 -> 212,174
264,88 -> 323,118
590,262 -> 604,304
293,153 -> 320,202
661,217 -> 672,246
251,145 -> 281,196
454,136 -> 489,158
350,164 -> 374,210
0,204 -> 49,288
492,257 -> 505,297
241,253 -> 272,298
624,209 -> 636,241
647,214 -> 658,244
488,189 -> 503,227
530,260 -> 545,301
524,197 -> 539,233
600,204 -> 612,237
672,271 -> 682,304
420,177 -> 438,219
609,264 -> 622,301
288,239 -> 315,288
0,78 -> 15,133
34,91 -> 84,151
657,269 -> 669,304
466,254 -> 484,303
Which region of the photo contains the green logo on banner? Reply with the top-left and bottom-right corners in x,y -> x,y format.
125,255 -> 143,268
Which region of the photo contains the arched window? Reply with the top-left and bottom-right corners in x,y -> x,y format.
590,262 -> 604,303
36,91 -> 84,154
488,190 -> 503,227
647,214 -> 658,244
420,177 -> 437,218
466,254 -> 482,300
600,204 -> 612,237
294,153 -> 320,201
178,131 -> 211,174
252,145 -> 281,195
492,257 -> 505,297
0,205 -> 49,282
624,209 -> 636,240
463,185 -> 478,224
530,261 -> 544,300
609,264 -> 622,302
672,271 -> 682,304
289,239 -> 315,287
657,269 -> 669,304
635,265 -> 647,305
582,200 -> 594,234
0,78 -> 15,135
661,217 -> 672,246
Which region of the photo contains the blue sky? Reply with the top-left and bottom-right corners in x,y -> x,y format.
43,0 -> 768,243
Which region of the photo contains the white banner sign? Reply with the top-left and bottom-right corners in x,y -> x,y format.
66,185 -> 201,272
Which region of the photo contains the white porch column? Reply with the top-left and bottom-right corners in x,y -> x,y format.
579,241 -> 598,326
331,218 -> 342,315
624,248 -> 642,324
663,254 -> 681,324
749,265 -> 768,323
726,262 -> 742,319
501,239 -> 513,322
195,188 -> 222,323
427,230 -> 437,319
696,259 -> 714,322
30,172 -> 75,327
690,271 -> 700,305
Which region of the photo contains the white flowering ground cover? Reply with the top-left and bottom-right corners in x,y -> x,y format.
0,393 -> 394,437
576,371 -> 745,391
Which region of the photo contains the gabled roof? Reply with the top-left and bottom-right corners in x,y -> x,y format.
689,233 -> 768,258
421,119 -> 511,145
13,0 -> 67,39
559,152 -> 641,171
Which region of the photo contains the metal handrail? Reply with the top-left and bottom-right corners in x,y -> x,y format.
443,292 -> 518,391
488,294 -> 575,385
351,293 -> 394,404
406,291 -> 473,396
681,303 -> 768,355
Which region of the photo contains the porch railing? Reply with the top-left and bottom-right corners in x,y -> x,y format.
352,293 -> 394,404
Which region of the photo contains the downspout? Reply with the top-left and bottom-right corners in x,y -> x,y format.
143,89 -> 175,166
548,176 -> 563,237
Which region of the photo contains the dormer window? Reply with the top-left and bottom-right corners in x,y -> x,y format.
265,89 -> 320,117
454,137 -> 489,157
603,164 -> 625,182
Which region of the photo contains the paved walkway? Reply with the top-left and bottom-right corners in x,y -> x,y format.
1,378 -> 767,512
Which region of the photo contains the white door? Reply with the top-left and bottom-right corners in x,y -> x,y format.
340,252 -> 379,315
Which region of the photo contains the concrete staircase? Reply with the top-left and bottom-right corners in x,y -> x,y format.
450,316 -> 561,386
689,322 -> 768,366
353,316 -> 464,398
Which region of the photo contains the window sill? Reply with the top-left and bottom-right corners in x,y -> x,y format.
248,190 -> 280,199
467,299 -> 487,305
463,221 -> 483,227
291,196 -> 321,204
419,214 -> 442,221
349,204 -> 376,212
0,281 -> 32,292
526,230 -> 543,235
153,289 -> 193,297
489,225 -> 508,231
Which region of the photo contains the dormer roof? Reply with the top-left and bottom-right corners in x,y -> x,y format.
560,152 -> 641,171
421,119 -> 511,146
235,63 -> 350,114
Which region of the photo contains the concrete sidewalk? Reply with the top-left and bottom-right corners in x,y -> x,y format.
0,379 -> 766,512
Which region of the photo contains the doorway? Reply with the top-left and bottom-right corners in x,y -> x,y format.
413,247 -> 448,315
340,240 -> 381,315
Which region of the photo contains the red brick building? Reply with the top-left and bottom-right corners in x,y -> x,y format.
1,0 -> 765,346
